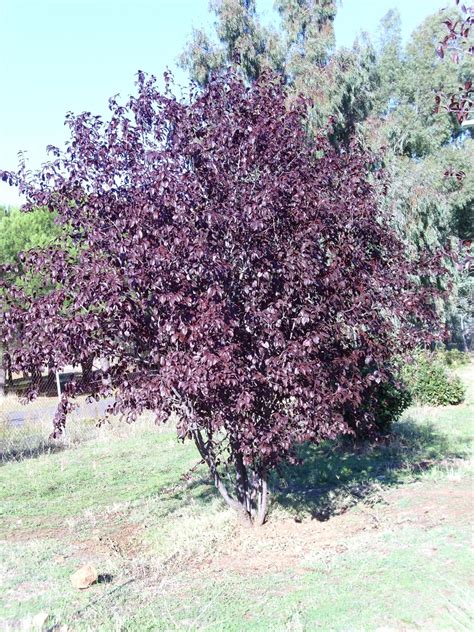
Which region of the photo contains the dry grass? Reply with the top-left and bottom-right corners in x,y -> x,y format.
0,406 -> 173,462
0,363 -> 472,630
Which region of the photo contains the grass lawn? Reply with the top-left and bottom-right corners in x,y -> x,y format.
0,364 -> 473,631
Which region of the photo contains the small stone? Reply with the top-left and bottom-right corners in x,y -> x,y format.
70,564 -> 98,589
31,611 -> 50,629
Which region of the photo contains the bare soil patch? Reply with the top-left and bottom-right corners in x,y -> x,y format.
196,478 -> 473,575
73,522 -> 143,562
2,477 -> 472,581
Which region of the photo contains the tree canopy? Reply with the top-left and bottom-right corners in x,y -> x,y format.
180,2 -> 472,346
0,72 -> 446,522
0,205 -> 60,267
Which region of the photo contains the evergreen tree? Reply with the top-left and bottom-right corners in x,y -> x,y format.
274,0 -> 336,82
372,9 -> 403,116
0,206 -> 62,395
180,0 -> 375,141
0,206 -> 60,266
179,0 -> 284,86
369,11 -> 470,158
368,10 -> 474,348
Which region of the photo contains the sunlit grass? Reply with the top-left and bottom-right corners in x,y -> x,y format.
0,364 -> 472,630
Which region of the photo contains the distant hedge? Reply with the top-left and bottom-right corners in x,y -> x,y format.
401,351 -> 466,406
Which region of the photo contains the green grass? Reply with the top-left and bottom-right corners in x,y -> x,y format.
0,364 -> 473,630
0,432 -> 202,524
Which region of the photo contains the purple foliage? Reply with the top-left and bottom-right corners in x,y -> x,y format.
0,71 -> 447,523
435,2 -> 473,122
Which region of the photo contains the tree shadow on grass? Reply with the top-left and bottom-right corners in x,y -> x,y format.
151,415 -> 469,524
150,415 -> 471,523
152,474 -> 220,519
0,437 -> 67,465
270,416 -> 470,521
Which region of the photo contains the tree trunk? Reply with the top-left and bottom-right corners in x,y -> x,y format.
0,362 -> 5,398
192,429 -> 269,526
81,355 -> 94,389
233,448 -> 253,516
31,367 -> 42,392
460,315 -> 468,352
255,470 -> 269,526
192,430 -> 252,524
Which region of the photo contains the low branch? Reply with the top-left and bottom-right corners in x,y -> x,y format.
192,429 -> 251,524
256,470 -> 269,526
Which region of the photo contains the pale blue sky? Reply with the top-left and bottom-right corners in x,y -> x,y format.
0,0 -> 448,206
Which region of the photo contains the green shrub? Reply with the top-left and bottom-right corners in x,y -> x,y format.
372,379 -> 413,432
437,348 -> 471,368
344,377 -> 412,436
401,352 -> 465,406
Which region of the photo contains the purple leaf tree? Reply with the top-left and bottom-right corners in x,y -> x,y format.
0,71 -> 447,524
435,1 -> 473,123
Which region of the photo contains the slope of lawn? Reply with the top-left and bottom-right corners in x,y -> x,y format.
0,364 -> 472,631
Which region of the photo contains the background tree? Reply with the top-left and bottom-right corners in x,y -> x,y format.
371,9 -> 403,116
179,0 -> 284,86
0,205 -> 61,396
1,72 -> 445,523
366,9 -> 473,347
274,0 -> 336,82
180,0 -> 336,88
181,3 -> 471,151
180,0 -> 374,142
0,205 -> 60,265
367,10 -> 469,157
